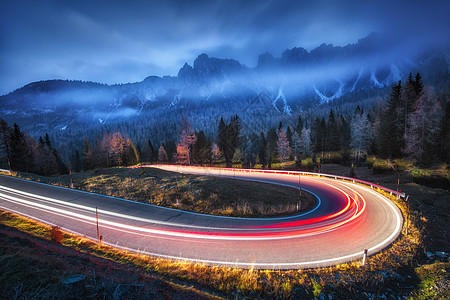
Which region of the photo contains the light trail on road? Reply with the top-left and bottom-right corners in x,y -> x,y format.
0,166 -> 403,269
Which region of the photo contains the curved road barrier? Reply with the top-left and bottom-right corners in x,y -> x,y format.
0,166 -> 403,269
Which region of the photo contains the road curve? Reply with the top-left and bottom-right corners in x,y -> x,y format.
0,166 -> 403,269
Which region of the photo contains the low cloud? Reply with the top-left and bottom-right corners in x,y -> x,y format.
1,0 -> 448,94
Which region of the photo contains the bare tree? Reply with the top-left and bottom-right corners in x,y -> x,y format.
351,110 -> 371,165
404,86 -> 442,164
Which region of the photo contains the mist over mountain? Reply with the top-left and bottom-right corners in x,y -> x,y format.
1,33 -> 449,147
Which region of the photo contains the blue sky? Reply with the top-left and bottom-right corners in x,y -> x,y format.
1,0 -> 448,95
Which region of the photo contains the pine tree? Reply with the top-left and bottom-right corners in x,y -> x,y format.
163,140 -> 177,162
148,140 -> 157,163
439,101 -> 450,163
295,115 -> 304,134
338,115 -> 351,151
81,136 -> 94,171
191,130 -> 211,164
327,110 -> 340,151
258,132 -> 267,168
73,149 -> 81,172
217,115 -> 241,168
311,118 -> 326,155
413,73 -> 423,96
0,119 -> 12,170
286,126 -> 293,148
266,128 -> 278,168
378,81 -> 403,157
36,135 -> 58,175
9,123 -> 31,172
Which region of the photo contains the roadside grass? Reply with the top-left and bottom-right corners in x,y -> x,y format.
410,164 -> 449,189
14,167 -> 316,218
366,156 -> 414,174
0,213 -> 220,299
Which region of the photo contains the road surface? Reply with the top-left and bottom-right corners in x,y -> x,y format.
0,166 -> 403,269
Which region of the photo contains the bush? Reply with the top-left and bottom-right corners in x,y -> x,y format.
349,163 -> 356,178
50,226 -> 64,244
300,158 -> 314,171
318,152 -> 343,164
366,156 -> 376,169
372,159 -> 393,174
412,168 -> 450,189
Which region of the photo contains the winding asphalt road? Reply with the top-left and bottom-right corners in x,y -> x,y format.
0,166 -> 403,269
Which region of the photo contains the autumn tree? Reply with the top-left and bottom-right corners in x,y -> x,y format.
158,145 -> 168,162
123,137 -> 139,166
211,143 -> 222,164
277,126 -> 291,162
109,131 -> 125,167
176,118 -> 197,164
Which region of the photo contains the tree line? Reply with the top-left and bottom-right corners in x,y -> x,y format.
1,73 -> 448,176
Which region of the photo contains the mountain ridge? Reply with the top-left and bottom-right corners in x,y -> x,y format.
1,33 -> 448,145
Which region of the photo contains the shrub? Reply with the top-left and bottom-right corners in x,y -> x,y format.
300,158 -> 314,171
412,168 -> 450,189
372,159 -> 393,174
50,226 -> 64,244
366,156 -> 376,169
319,152 -> 343,164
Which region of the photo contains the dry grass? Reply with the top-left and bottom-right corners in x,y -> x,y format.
0,210 -> 222,299
15,167 -> 316,218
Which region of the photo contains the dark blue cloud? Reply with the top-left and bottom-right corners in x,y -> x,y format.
1,0 -> 448,94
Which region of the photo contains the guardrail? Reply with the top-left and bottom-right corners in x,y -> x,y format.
135,164 -> 407,200
0,168 -> 11,174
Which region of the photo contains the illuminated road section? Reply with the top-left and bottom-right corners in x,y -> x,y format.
0,167 -> 403,269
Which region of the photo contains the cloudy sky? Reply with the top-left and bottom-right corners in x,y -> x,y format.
1,0 -> 448,95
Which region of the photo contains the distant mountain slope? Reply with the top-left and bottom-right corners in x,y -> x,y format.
1,33 -> 448,145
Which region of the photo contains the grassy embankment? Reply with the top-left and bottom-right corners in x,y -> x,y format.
11,166 -> 316,218
1,161 -> 448,298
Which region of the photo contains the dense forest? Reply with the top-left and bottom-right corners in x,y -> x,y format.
0,73 -> 448,176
